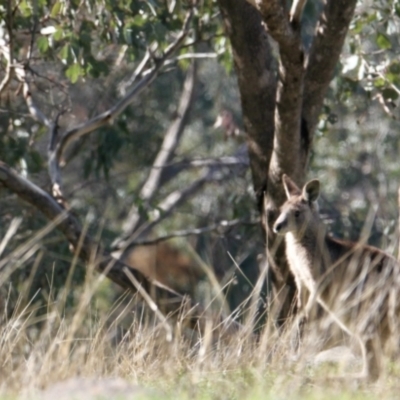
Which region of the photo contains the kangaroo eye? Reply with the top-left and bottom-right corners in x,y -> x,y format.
294,211 -> 300,218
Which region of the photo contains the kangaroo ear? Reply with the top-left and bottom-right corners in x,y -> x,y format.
282,174 -> 301,199
303,179 -> 320,203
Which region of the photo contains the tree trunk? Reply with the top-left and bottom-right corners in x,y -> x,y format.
218,0 -> 358,323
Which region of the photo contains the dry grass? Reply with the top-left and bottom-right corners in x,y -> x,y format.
1,225 -> 400,400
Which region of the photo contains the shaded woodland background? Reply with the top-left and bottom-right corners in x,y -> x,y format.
1,0 -> 400,328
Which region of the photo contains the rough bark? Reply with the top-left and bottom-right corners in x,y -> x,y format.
217,0 -> 276,206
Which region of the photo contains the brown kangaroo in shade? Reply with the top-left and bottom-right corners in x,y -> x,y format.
273,174 -> 400,381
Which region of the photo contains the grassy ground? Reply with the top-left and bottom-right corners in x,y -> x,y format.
1,277 -> 400,400
1,232 -> 400,399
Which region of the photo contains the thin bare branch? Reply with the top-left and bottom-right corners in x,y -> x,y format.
113,144 -> 249,251
113,174 -> 209,252
54,68 -> 155,162
140,62 -> 197,202
48,110 -> 67,203
159,175 -> 209,213
156,155 -> 249,169
374,93 -> 397,120
121,62 -> 197,235
129,218 -> 260,246
118,50 -> 151,96
155,146 -> 248,221
0,0 -> 14,96
14,65 -> 51,127
162,52 -> 218,69
65,154 -> 249,200
26,0 -> 38,62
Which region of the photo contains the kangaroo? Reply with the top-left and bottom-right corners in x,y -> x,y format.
273,174 -> 400,381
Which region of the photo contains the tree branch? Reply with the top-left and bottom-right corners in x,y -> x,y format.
0,161 -> 180,300
113,174 -> 209,252
117,50 -> 151,96
121,62 -> 197,236
139,147 -> 250,191
140,63 -> 197,202
0,0 -> 14,96
15,65 -> 51,127
65,154 -> 249,199
112,145 -> 249,252
128,218 -> 259,246
12,62 -> 68,202
302,0 -> 357,150
48,110 -> 66,202
167,147 -> 248,217
161,155 -> 249,169
45,10 -> 194,199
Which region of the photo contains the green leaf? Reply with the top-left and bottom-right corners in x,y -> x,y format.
352,19 -> 364,35
19,0 -> 32,17
132,15 -> 146,27
376,32 -> 391,50
366,12 -> 377,24
373,77 -> 385,88
37,37 -> 49,53
51,1 -> 62,18
386,72 -> 400,86
53,28 -> 64,41
396,4 -> 400,18
59,44 -> 70,62
79,21 -> 94,52
387,61 -> 400,85
65,63 -> 83,83
382,88 -> 399,101
26,150 -> 43,173
388,61 -> 400,75
86,58 -> 109,78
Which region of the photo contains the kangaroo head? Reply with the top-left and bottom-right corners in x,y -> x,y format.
273,174 -> 320,237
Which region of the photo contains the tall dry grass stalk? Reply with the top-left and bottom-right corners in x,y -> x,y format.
0,219 -> 400,399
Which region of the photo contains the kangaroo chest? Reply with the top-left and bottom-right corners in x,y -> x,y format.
285,232 -> 323,293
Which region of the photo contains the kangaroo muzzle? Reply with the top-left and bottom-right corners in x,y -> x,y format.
273,219 -> 286,235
